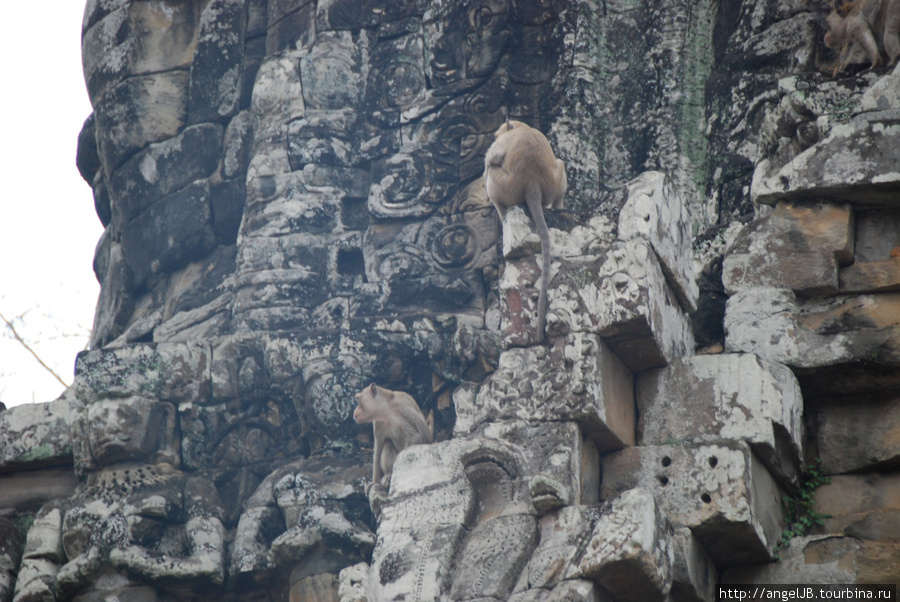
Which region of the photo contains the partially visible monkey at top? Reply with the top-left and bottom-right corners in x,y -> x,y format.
824,0 -> 900,75
484,119 -> 567,343
353,384 -> 432,490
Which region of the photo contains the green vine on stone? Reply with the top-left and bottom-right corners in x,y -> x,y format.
773,459 -> 830,561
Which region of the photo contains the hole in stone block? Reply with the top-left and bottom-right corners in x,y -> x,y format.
708,456 -> 718,468
341,197 -> 369,230
337,248 -> 365,277
657,476 -> 669,487
661,456 -> 672,467
700,493 -> 712,504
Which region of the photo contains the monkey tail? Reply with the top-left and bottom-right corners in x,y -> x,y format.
524,182 -> 550,344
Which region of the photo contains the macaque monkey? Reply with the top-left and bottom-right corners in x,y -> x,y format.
484,119 -> 567,343
824,0 -> 900,75
353,384 -> 432,488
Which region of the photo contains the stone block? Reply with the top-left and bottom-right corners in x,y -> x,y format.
854,208 -> 900,262
223,110 -> 255,179
637,353 -> 804,488
189,0 -> 246,123
379,472 -> 474,533
723,201 -> 854,297
813,473 -> 900,541
89,241 -> 135,349
722,535 -> 900,586
94,71 -> 189,174
499,205 -> 544,261
753,109 -> 900,206
21,506 -> 64,562
448,514 -> 539,600
485,422 -> 588,511
840,258 -> 900,293
251,53 -> 305,141
81,1 -> 199,107
366,145 -> 457,220
602,442 -> 784,567
509,580 -> 611,602
288,573 -> 339,602
618,171 -> 698,312
77,114 -> 100,185
299,31 -> 365,111
11,557 -> 58,602
109,123 -> 224,223
671,528 -> 717,602
0,469 -> 77,510
456,333 -> 634,452
369,524 -> 466,602
725,288 -> 900,395
120,180 -> 218,289
338,562 -> 370,602
179,397 -> 302,471
543,239 -> 694,371
233,234 -> 331,319
75,341 -> 212,404
267,1 -> 317,54
231,506 -> 281,576
815,392 -> 900,475
244,179 -> 343,237
209,335 -> 267,402
0,394 -> 79,471
522,506 -> 601,590
0,518 -> 23,602
360,207 -> 496,314
578,489 -> 674,602
840,209 -> 900,292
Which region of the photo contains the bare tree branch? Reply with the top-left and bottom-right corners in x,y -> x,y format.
0,310 -> 69,387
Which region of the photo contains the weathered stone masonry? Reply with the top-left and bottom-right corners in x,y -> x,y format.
2,0 -> 900,600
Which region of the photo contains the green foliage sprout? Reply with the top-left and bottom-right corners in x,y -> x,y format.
773,459 -> 831,561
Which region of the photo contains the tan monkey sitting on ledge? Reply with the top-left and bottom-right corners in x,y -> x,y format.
353,384 -> 432,490
484,119 -> 567,343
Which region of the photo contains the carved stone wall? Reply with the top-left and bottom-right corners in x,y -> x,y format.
2,0 -> 900,600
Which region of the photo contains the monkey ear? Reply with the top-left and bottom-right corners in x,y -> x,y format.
369,383 -> 377,395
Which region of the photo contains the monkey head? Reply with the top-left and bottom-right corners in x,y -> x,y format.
353,383 -> 381,424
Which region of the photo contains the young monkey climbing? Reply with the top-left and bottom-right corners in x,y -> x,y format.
484,119 -> 567,343
353,384 -> 432,488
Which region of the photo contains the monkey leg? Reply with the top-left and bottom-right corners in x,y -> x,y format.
549,159 -> 567,210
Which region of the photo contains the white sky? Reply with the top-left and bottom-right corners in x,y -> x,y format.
0,3 -> 103,407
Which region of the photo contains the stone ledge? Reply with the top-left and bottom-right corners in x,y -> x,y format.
601,442 -> 784,567
722,535 -> 900,585
75,342 -> 212,404
456,333 -> 634,452
637,353 -> 804,489
722,201 -> 854,297
725,288 -> 900,396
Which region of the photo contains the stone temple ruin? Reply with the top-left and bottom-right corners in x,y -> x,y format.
2,0 -> 900,600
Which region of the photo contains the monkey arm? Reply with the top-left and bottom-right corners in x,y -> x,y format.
372,424 -> 387,484
404,413 -> 432,446
847,11 -> 882,66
